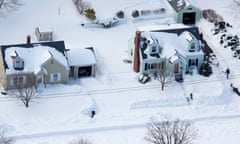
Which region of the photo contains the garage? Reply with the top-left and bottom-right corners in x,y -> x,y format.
78,66 -> 92,77
68,47 -> 97,79
183,12 -> 196,25
166,0 -> 202,25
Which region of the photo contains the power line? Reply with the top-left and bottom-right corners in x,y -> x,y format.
1,73 -> 240,102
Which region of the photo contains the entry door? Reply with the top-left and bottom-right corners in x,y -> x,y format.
183,12 -> 196,25
174,63 -> 179,74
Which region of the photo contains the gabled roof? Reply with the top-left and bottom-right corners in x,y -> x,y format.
0,41 -> 67,74
167,0 -> 188,12
137,24 -> 201,40
138,24 -> 203,61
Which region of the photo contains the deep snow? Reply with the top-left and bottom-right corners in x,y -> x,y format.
1,0 -> 240,144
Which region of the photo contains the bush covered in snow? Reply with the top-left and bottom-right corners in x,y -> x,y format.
116,10 -> 125,19
131,10 -> 140,18
202,9 -> 223,23
199,62 -> 212,77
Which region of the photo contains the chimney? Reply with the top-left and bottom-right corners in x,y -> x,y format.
26,35 -> 31,44
133,31 -> 141,72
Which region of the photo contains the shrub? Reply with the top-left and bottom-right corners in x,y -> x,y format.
132,10 -> 139,18
202,9 -> 223,23
152,8 -> 166,14
116,10 -> 124,19
199,62 -> 212,77
84,8 -> 96,20
140,9 -> 151,16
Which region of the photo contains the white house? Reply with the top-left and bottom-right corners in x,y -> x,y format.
128,24 -> 204,82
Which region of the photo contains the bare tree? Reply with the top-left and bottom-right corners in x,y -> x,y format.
69,138 -> 91,144
0,0 -> 21,16
154,61 -> 173,91
145,117 -> 197,144
0,129 -> 14,144
8,75 -> 39,108
73,0 -> 91,14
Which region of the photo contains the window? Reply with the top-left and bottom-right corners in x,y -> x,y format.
15,60 -> 20,67
144,63 -> 160,71
188,59 -> 198,67
144,63 -> 148,70
189,43 -> 195,52
11,76 -> 26,86
18,77 -> 24,84
13,77 -> 18,85
53,74 -> 58,81
37,75 -> 43,84
14,57 -> 24,70
151,46 -> 157,53
50,73 -> 61,82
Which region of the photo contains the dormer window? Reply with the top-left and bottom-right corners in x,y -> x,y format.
14,57 -> 24,70
152,46 -> 157,53
189,43 -> 195,52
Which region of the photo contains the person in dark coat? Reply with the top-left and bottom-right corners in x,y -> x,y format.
190,93 -> 193,100
90,110 -> 96,118
226,68 -> 230,79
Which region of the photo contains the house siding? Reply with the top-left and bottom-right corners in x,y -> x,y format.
0,48 -> 7,89
42,58 -> 68,84
140,58 -> 167,75
6,73 -> 35,90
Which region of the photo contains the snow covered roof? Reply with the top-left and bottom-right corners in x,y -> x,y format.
167,0 -> 188,12
1,41 -> 68,74
67,47 -> 96,66
141,32 -> 178,59
139,28 -> 203,60
137,24 -> 191,32
36,26 -> 53,33
137,24 -> 201,40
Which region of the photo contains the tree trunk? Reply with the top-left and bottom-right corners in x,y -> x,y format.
25,102 -> 29,108
161,83 -> 164,91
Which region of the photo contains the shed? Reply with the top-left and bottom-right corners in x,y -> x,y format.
67,47 -> 96,79
166,0 -> 202,25
35,26 -> 54,41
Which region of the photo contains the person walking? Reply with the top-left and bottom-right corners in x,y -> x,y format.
226,68 -> 230,79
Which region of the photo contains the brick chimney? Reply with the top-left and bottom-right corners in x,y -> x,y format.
26,35 -> 31,44
133,31 -> 141,72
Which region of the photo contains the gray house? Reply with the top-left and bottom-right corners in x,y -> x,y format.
128,24 -> 204,81
0,41 -> 69,90
166,0 -> 202,24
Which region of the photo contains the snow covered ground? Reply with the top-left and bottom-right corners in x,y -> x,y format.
1,0 -> 240,144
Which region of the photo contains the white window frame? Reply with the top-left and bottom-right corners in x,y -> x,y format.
10,76 -> 26,86
50,73 -> 61,82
